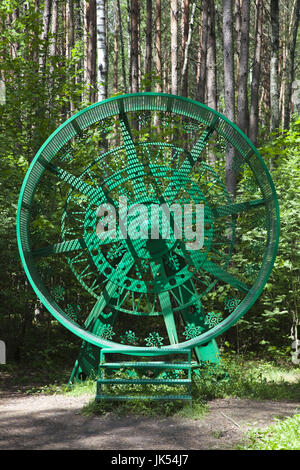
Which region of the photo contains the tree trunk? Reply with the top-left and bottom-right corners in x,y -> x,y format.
66,0 -> 74,61
270,0 -> 280,132
145,0 -> 152,91
236,0 -> 250,137
155,0 -> 162,92
170,0 -> 178,95
126,0 -> 132,92
283,0 -> 300,129
196,0 -> 209,103
181,1 -> 196,97
130,0 -> 139,93
180,0 -> 189,96
234,0 -> 241,91
113,0 -> 119,94
206,0 -> 217,110
66,0 -> 75,114
96,0 -> 107,101
84,0 -> 97,103
40,0 -> 52,72
223,0 -> 236,197
117,0 -> 128,92
249,0 -> 262,146
206,0 -> 217,164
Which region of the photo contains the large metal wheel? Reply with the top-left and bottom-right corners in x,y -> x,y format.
17,93 -> 279,360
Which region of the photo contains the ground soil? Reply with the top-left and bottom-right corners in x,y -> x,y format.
0,384 -> 299,450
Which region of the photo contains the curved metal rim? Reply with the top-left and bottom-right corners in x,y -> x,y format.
16,92 -> 280,351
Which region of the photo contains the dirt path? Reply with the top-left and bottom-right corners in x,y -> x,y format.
0,391 -> 299,450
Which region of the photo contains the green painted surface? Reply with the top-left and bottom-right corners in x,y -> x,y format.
16,93 -> 280,395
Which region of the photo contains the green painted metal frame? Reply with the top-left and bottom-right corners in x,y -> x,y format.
16,93 -> 280,386
96,348 -> 192,402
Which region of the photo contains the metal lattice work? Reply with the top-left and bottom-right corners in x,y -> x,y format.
17,93 -> 279,374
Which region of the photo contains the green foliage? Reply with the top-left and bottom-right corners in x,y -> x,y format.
238,414 -> 300,450
0,0 -> 85,361
70,356 -> 300,418
218,118 -> 300,354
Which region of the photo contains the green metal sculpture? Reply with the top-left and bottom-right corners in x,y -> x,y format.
17,93 -> 279,395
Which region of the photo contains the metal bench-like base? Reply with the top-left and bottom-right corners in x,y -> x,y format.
95,348 -> 193,403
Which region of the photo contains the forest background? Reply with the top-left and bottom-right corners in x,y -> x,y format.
0,0 -> 299,370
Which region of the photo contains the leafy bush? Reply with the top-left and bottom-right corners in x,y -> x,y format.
222,118 -> 300,356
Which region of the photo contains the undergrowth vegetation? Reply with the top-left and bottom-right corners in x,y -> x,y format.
238,414 -> 300,450
12,354 -> 295,417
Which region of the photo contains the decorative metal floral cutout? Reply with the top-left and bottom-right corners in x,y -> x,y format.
120,330 -> 139,346
145,332 -> 164,347
183,323 -> 202,339
224,297 -> 241,313
99,324 -> 115,340
65,304 -> 81,322
205,312 -> 222,328
52,285 -> 65,302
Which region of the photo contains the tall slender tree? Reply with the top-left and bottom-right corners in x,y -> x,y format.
222,0 -> 236,197
96,0 -> 107,101
40,0 -> 52,72
84,0 -> 97,103
249,0 -> 262,146
117,0 -> 127,92
145,0 -> 152,91
130,0 -> 139,93
113,0 -> 119,94
236,0 -> 250,136
196,0 -> 209,103
180,0 -> 189,96
206,0 -> 217,110
283,0 -> 300,129
170,0 -> 178,95
181,1 -> 196,97
270,0 -> 280,132
155,0 -> 162,92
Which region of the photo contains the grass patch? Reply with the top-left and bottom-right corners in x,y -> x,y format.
191,356 -> 300,401
237,414 -> 300,450
73,356 -> 300,419
2,355 -> 298,421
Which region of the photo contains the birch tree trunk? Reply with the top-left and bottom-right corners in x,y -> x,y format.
223,0 -> 236,197
96,0 -> 107,101
236,0 -> 250,137
249,0 -> 262,146
40,0 -> 52,72
234,0 -> 241,91
170,0 -> 178,95
270,0 -> 280,132
181,1 -> 196,97
47,0 -> 58,100
126,0 -> 132,92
